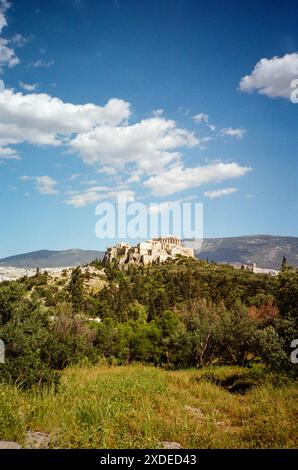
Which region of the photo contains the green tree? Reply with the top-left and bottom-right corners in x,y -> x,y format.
68,267 -> 84,313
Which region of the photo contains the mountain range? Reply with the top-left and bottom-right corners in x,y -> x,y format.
187,235 -> 298,270
0,235 -> 297,270
0,249 -> 103,268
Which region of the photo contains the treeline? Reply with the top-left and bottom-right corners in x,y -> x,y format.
0,257 -> 297,386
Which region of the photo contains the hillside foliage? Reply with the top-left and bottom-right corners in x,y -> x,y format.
0,257 -> 297,387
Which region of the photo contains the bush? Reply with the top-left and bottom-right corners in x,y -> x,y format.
173,299 -> 259,367
0,301 -> 57,387
46,302 -> 96,369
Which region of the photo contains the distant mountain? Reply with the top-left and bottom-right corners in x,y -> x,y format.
0,249 -> 104,268
1,235 -> 298,269
184,235 -> 298,270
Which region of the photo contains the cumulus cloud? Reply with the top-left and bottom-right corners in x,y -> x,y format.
20,175 -> 59,195
239,53 -> 298,100
143,162 -> 251,196
0,85 -> 131,147
0,82 -> 251,201
70,116 -> 199,172
221,127 -> 246,139
204,187 -> 238,199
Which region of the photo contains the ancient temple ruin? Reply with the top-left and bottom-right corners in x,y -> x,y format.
103,236 -> 194,266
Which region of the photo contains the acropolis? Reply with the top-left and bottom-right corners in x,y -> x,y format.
103,236 -> 194,266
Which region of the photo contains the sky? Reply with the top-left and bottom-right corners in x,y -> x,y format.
0,0 -> 297,257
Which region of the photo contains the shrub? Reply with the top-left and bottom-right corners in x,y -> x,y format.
0,301 -> 57,387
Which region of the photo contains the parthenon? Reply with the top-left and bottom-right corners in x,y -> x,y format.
103,236 -> 194,266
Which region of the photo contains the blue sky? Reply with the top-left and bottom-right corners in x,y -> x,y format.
0,0 -> 297,257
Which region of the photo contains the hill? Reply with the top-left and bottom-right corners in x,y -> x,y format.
0,249 -> 104,268
185,235 -> 298,269
1,235 -> 297,269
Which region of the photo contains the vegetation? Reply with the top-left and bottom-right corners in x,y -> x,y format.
0,258 -> 297,386
0,364 -> 296,448
0,257 -> 297,447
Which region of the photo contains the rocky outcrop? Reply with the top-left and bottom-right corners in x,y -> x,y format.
103,236 -> 194,266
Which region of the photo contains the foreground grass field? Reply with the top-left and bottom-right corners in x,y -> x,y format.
0,364 -> 297,448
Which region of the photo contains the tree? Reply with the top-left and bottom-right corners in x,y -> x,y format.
68,267 -> 84,313
46,302 -> 96,369
281,255 -> 288,272
147,298 -> 156,322
0,301 -> 57,387
257,266 -> 298,376
276,266 -> 298,320
0,282 -> 26,326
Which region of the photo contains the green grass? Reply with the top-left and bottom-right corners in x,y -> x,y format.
0,364 -> 297,448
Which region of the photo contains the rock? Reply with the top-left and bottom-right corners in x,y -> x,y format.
24,431 -> 51,449
0,441 -> 22,449
184,404 -> 205,419
159,441 -> 183,449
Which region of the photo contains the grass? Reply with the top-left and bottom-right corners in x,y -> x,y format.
0,364 -> 297,448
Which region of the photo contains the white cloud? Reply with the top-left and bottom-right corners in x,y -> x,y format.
28,59 -> 54,68
68,173 -> 82,181
70,116 -> 199,172
0,146 -> 20,159
0,1 -> 20,70
144,162 -> 251,196
0,0 -> 9,34
204,187 -> 238,199
20,175 -> 59,195
0,85 -> 131,147
193,112 -> 209,123
19,81 -> 39,91
239,53 -> 298,100
0,37 -> 19,69
221,127 -> 246,139
36,176 -> 59,195
11,33 -> 29,47
193,112 -> 216,131
65,186 -> 135,208
152,109 -> 164,117
0,83 -> 252,200
126,174 -> 141,184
